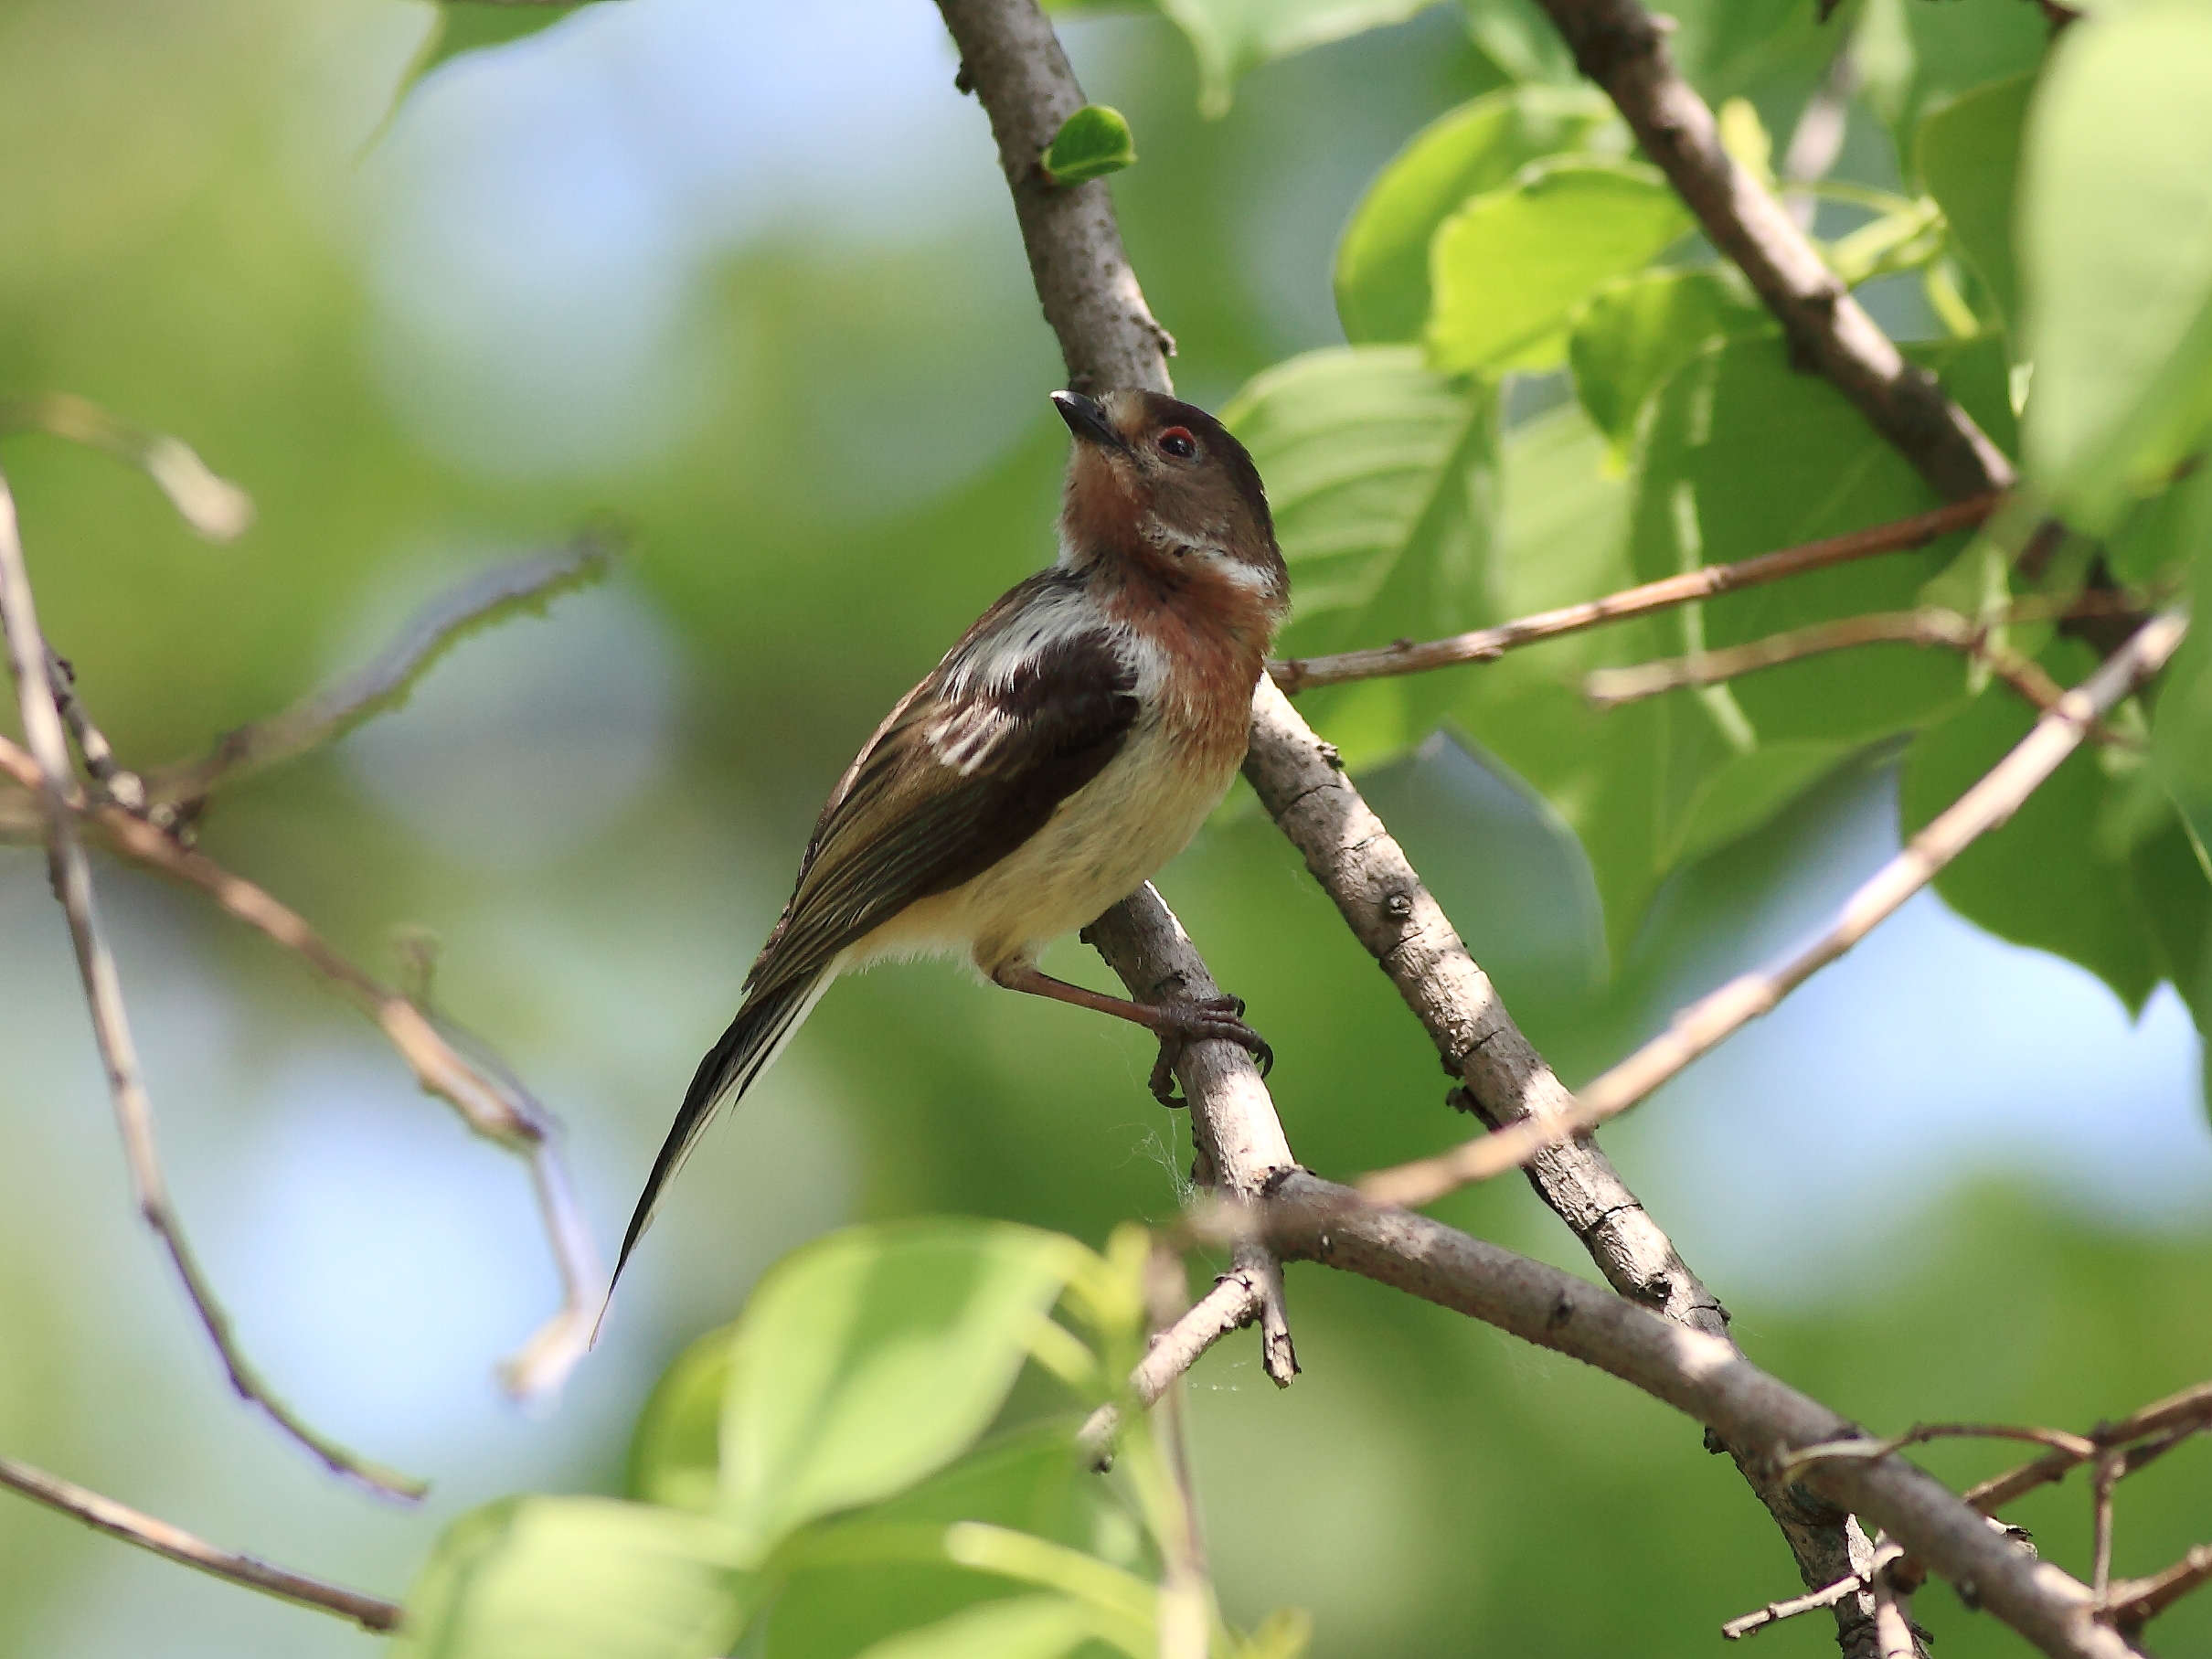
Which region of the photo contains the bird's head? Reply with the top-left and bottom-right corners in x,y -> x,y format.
1052,388 -> 1288,626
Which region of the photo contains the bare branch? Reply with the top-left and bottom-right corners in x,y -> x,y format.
0,733 -> 604,1400
0,1453 -> 399,1632
1077,1265 -> 1273,1463
1531,0 -> 2014,501
2105,1544 -> 2212,1633
0,465 -> 422,1498
0,392 -> 253,541
1360,610 -> 2189,1211
1725,1568 -> 1878,1641
1257,1170 -> 2132,1659
1967,1381 -> 2212,1514
1270,495 -> 1999,694
1781,1422 -> 2101,1481
938,0 -> 1301,1402
46,646 -> 150,811
145,530 -> 619,808
1584,607 -> 2078,726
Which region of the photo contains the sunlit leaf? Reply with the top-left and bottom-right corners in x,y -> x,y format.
720,1220 -> 1093,1554
1335,85 -> 1616,343
395,1497 -> 748,1659
2019,3 -> 2212,530
628,1321 -> 737,1513
1428,159 -> 1690,374
848,1595 -> 1107,1659
1917,71 -> 2035,333
1040,105 -> 1136,186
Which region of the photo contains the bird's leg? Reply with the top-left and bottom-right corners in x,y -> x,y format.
988,962 -> 1272,1107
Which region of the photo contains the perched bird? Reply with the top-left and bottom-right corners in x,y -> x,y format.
610,388 -> 1288,1293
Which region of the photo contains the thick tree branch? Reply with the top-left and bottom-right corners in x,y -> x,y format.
1259,1171 -> 2135,1659
1364,610 -> 2189,1209
1534,0 -> 2014,501
1270,495 -> 1999,694
0,467 -> 423,1499
939,0 -> 1898,1645
0,1453 -> 400,1632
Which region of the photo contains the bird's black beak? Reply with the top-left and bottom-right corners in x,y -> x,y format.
1051,389 -> 1124,452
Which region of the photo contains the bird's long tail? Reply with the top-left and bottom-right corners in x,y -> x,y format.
607,965 -> 835,1302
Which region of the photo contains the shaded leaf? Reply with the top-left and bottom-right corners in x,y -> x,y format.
720,1220 -> 1093,1554
395,1497 -> 747,1659
1428,159 -> 1691,375
1224,346 -> 1498,772
1041,106 -> 1136,186
1153,0 -> 1441,117
1335,84 -> 1615,343
2019,4 -> 2212,530
1917,71 -> 2035,334
1458,0 -> 1578,82
390,3 -> 615,118
1568,267 -> 1771,447
1625,333 -> 2014,748
1900,639 -> 2163,1012
1856,0 -> 2048,147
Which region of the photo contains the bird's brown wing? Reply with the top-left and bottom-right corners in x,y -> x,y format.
747,575 -> 1139,994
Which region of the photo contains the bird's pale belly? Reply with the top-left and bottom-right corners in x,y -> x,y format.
854,719 -> 1239,976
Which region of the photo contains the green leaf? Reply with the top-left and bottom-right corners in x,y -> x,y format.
388,3 -> 615,121
1901,639 -> 2164,1012
1153,0 -> 1441,117
720,1219 -> 1093,1554
1335,84 -> 1616,343
1428,159 -> 1691,375
756,1422 -> 1126,1659
2108,453 -> 2212,590
1224,346 -> 1499,772
1856,0 -> 2048,148
1624,333 -> 2014,748
2019,4 -> 2212,531
394,1497 -> 747,1659
1040,106 -> 1136,186
848,1595 -> 1108,1659
1458,0 -> 1578,82
1567,268 -> 1771,447
2148,465 -> 2212,856
1917,71 -> 2035,334
627,1321 -> 737,1513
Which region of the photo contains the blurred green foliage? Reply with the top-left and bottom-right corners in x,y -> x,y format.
3,0 -> 2211,1657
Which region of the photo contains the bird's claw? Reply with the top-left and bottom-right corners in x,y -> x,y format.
1146,994 -> 1272,1107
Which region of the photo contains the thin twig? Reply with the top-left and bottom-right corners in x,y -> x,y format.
1531,0 -> 2014,502
1724,1569 -> 1874,1640
1359,609 -> 2189,1210
1584,607 -> 2084,729
0,1453 -> 400,1632
1967,1382 -> 2212,1515
1142,1246 -> 1211,1659
1268,495 -> 1998,693
2090,1452 -> 2120,1598
1077,1269 -> 1271,1464
144,530 -> 619,807
45,646 -> 150,810
2105,1544 -> 2212,1632
0,732 -> 603,1400
0,392 -> 253,540
1781,1422 -> 2100,1481
0,465 -> 423,1498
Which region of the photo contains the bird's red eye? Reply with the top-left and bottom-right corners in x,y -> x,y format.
1156,427 -> 1197,460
